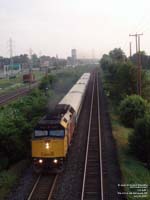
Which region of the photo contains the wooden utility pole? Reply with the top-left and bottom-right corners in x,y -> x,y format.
129,33 -> 143,96
138,35 -> 142,96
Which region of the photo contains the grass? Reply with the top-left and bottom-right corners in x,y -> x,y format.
0,71 -> 45,94
0,160 -> 29,200
111,114 -> 150,200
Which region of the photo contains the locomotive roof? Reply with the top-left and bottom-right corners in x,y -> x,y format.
38,104 -> 70,124
46,104 -> 70,119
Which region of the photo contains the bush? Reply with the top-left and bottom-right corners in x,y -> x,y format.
0,89 -> 48,171
129,114 -> 150,166
39,74 -> 56,90
119,95 -> 148,127
103,62 -> 137,103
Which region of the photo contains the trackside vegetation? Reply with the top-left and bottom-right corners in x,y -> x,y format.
101,48 -> 150,200
0,89 -> 48,170
112,115 -> 150,200
119,95 -> 148,128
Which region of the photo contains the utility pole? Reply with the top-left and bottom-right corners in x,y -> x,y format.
129,33 -> 143,96
138,35 -> 142,96
9,37 -> 13,76
29,48 -> 33,89
29,48 -> 33,72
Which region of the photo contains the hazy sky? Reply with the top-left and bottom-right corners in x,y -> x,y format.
0,0 -> 150,58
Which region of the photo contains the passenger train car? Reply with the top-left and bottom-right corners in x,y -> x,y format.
32,73 -> 90,172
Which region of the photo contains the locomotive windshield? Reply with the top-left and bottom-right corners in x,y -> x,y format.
34,130 -> 48,137
49,130 -> 64,137
34,129 -> 64,138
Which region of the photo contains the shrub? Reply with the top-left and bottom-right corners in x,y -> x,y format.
129,114 -> 150,166
39,74 -> 56,90
0,89 -> 48,170
119,95 -> 148,127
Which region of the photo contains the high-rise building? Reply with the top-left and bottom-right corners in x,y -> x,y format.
71,49 -> 77,66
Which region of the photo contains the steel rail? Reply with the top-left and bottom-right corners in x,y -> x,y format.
97,73 -> 104,200
81,73 -> 96,200
0,82 -> 39,106
0,89 -> 29,105
27,175 -> 41,200
81,72 -> 104,200
47,175 -> 58,200
27,174 -> 58,200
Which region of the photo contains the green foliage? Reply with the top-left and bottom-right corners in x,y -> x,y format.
109,48 -> 126,62
112,115 -> 150,200
0,160 -> 29,199
104,62 -> 137,102
100,54 -> 113,71
141,70 -> 150,101
39,74 -> 56,90
119,95 -> 148,127
101,48 -> 150,103
100,48 -> 126,71
129,114 -> 150,166
130,51 -> 150,70
0,89 -> 48,170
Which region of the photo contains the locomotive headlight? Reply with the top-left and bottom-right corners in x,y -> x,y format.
53,159 -> 58,164
45,142 -> 49,149
39,159 -> 43,164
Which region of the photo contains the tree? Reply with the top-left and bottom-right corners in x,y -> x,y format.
31,54 -> 40,68
104,62 -> 137,102
0,88 -> 48,170
130,51 -> 150,70
101,47 -> 150,102
39,74 -> 56,90
129,114 -> 150,167
119,95 -> 148,127
13,54 -> 29,64
109,48 -> 126,62
100,54 -> 112,71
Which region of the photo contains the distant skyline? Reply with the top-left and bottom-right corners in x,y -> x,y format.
0,0 -> 150,58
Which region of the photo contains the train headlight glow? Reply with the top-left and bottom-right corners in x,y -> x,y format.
45,142 -> 49,149
53,159 -> 58,164
39,159 -> 43,164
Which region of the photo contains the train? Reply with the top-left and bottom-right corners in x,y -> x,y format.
23,73 -> 35,83
31,73 -> 91,173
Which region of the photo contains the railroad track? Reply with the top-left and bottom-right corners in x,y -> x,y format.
27,174 -> 58,200
81,73 -> 104,200
0,88 -> 30,106
0,82 -> 39,106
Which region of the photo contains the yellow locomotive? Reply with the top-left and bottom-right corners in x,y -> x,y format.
32,73 -> 90,172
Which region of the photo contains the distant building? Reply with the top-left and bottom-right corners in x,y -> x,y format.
71,49 -> 77,66
71,49 -> 77,60
3,64 -> 21,76
67,56 -> 72,66
67,49 -> 77,67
